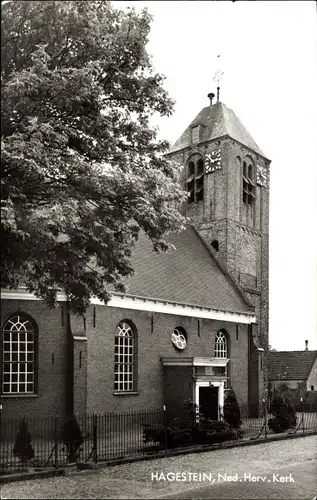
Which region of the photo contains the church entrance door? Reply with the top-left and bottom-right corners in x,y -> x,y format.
199,386 -> 219,420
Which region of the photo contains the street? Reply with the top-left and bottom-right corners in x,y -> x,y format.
160,459 -> 317,499
1,436 -> 316,499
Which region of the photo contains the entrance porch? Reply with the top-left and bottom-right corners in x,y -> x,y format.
161,356 -> 228,419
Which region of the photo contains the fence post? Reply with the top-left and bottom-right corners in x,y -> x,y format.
54,414 -> 59,470
163,405 -> 167,454
263,399 -> 268,439
300,398 -> 305,434
93,414 -> 98,463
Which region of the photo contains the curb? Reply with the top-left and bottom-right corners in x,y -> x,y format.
1,430 -> 316,484
0,468 -> 65,484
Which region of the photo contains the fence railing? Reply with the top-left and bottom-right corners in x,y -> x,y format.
1,402 -> 316,475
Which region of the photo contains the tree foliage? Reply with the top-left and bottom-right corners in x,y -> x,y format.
268,394 -> 297,433
223,388 -> 242,429
61,415 -> 84,462
1,1 -> 186,314
13,417 -> 35,463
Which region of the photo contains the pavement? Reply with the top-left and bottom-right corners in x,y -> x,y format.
1,435 -> 316,499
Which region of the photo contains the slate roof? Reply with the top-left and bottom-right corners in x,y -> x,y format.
268,351 -> 317,381
117,226 -> 253,314
169,101 -> 267,158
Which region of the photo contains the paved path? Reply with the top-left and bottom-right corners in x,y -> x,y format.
1,436 -> 316,499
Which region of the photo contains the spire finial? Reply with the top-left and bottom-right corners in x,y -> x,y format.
213,54 -> 224,103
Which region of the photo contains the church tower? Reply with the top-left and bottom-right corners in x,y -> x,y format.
167,92 -> 271,402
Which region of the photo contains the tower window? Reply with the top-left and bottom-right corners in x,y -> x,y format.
211,240 -> 219,252
243,161 -> 255,205
191,125 -> 200,144
186,156 -> 204,203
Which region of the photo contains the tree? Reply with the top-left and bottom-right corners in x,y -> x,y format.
1,1 -> 186,314
61,415 -> 83,463
223,388 -> 242,429
268,394 -> 297,433
13,417 -> 35,464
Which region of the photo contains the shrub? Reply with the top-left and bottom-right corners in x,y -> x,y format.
143,401 -> 239,450
143,423 -> 193,449
194,418 -> 241,444
223,388 -> 242,429
268,395 -> 297,433
13,418 -> 34,464
61,416 -> 84,462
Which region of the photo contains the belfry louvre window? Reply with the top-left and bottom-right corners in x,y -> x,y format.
186,157 -> 204,203
114,321 -> 136,392
191,125 -> 200,144
1,314 -> 36,394
215,331 -> 228,359
243,161 -> 255,205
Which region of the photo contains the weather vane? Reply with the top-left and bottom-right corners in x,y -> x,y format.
213,55 -> 224,102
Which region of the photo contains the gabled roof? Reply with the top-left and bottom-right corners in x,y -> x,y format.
118,226 -> 253,314
170,101 -> 267,158
268,351 -> 317,381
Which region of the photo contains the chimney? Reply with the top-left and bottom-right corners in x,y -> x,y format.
207,92 -> 215,106
305,340 -> 308,351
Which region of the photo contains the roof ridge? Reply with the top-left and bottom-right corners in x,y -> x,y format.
268,350 -> 317,380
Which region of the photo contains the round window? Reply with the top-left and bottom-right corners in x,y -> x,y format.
171,327 -> 187,351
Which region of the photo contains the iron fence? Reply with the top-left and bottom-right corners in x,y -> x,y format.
1,402 -> 316,475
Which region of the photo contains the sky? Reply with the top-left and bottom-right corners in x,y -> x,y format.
116,0 -> 317,351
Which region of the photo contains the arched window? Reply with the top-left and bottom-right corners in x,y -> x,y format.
242,160 -> 255,206
215,330 -> 228,359
186,156 -> 204,203
114,321 -> 136,392
1,314 -> 37,394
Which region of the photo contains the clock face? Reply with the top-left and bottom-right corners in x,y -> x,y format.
205,149 -> 222,174
256,165 -> 267,187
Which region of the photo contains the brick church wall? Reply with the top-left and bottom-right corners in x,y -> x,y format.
85,304 -> 249,413
1,299 -> 250,418
0,300 -> 68,419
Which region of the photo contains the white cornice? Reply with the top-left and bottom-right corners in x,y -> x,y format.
1,289 -> 256,324
161,357 -> 229,367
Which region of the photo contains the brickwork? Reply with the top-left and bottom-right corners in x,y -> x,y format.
73,339 -> 87,415
0,298 -> 250,417
169,131 -> 270,402
0,300 -> 68,419
84,304 -> 250,412
163,366 -> 193,409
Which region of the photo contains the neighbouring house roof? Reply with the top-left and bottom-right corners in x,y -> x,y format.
116,225 -> 253,314
169,101 -> 268,158
268,351 -> 317,381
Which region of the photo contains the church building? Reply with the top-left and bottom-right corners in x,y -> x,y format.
0,92 -> 270,420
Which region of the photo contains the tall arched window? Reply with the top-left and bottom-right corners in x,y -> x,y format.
215,330 -> 228,359
114,321 -> 136,392
186,156 -> 204,203
242,160 -> 255,206
1,314 -> 37,394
